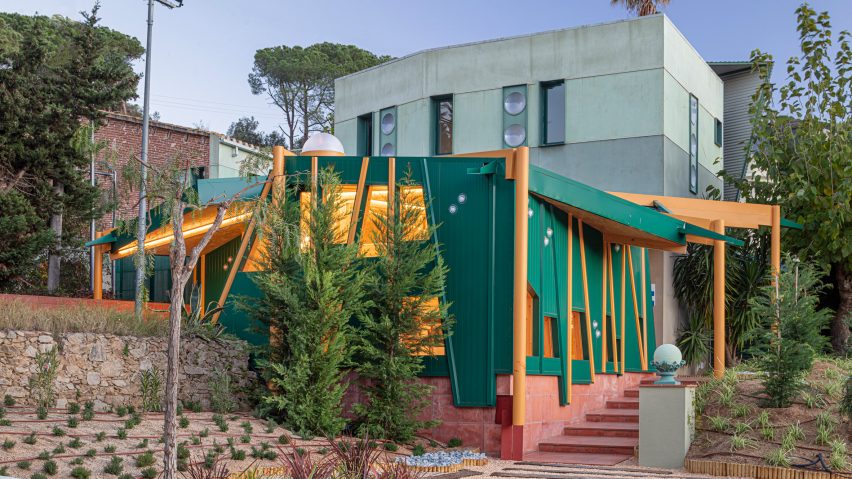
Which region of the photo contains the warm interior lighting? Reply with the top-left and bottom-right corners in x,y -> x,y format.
407,297 -> 445,357
117,208 -> 252,257
300,185 -> 357,249
359,186 -> 429,257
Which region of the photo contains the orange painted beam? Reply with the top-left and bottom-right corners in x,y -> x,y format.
620,245 -> 626,375
577,218 -> 596,383
640,247 -> 648,370
347,157 -> 370,244
609,191 -> 775,229
566,213 -> 573,402
512,147 -> 530,428
607,243 -> 618,371
627,247 -> 646,368
712,219 -> 726,379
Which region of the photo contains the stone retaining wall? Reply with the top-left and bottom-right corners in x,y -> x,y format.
0,330 -> 256,410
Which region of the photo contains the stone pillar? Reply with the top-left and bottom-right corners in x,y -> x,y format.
638,384 -> 696,468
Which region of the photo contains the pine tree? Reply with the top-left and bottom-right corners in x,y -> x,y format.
252,169 -> 367,437
748,255 -> 832,407
353,174 -> 452,442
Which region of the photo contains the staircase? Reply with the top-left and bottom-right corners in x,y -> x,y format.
524,387 -> 640,466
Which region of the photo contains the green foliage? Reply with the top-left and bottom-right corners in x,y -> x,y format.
84,448 -> 96,458
0,8 -> 143,294
731,403 -> 753,418
67,402 -> 80,414
412,444 -> 425,456
231,447 -> 246,460
254,169 -> 368,437
708,415 -> 730,432
17,461 -> 31,470
70,466 -> 91,479
748,258 -> 832,407
36,406 -> 47,420
756,411 -> 771,429
0,188 -> 54,286
103,456 -> 123,476
116,428 -> 126,440
135,438 -> 148,449
67,416 -> 79,428
240,435 -> 251,444
447,438 -> 463,448
31,473 -> 47,479
23,432 -> 37,445
69,458 -> 82,466
179,416 -> 189,428
52,443 -> 65,454
36,451 -> 50,461
3,395 -> 14,406
2,438 -> 15,450
725,4 -> 852,354
240,421 -> 253,433
115,405 -> 127,417
68,437 -> 82,449
829,440 -> 848,471
248,43 -> 391,149
841,377 -> 852,421
42,460 -> 57,476
94,432 -> 105,442
278,434 -> 289,445
674,239 -> 767,367
140,467 -> 157,479
51,426 -> 65,437
733,422 -> 752,435
135,451 -> 155,468
766,448 -> 791,467
730,434 -> 757,451
760,427 -> 775,441
31,348 -> 59,409
199,428 -> 209,438
208,368 -> 237,414
353,174 -> 451,442
139,366 -> 162,412
103,444 -> 116,453
383,442 -> 398,452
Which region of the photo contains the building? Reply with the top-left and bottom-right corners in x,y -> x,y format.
88,143 -> 793,460
333,14 -> 755,350
92,112 -> 264,300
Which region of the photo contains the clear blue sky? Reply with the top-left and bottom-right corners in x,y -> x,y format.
2,0 -> 850,135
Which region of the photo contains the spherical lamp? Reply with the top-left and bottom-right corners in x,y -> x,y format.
652,344 -> 685,385
301,132 -> 345,156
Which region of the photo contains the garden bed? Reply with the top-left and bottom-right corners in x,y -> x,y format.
687,359 -> 850,475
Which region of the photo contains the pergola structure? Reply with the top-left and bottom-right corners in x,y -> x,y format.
608,192 -> 800,378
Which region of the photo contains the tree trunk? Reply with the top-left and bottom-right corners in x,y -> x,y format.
832,263 -> 852,355
162,277 -> 183,479
46,182 -> 64,292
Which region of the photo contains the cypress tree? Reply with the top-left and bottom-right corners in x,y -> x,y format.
353,175 -> 452,442
252,169 -> 367,437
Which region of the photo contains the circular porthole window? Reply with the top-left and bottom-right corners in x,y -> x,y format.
504,91 -> 526,115
380,142 -> 395,156
504,124 -> 526,147
381,112 -> 396,135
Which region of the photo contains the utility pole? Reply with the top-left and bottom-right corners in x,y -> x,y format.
135,0 -> 183,318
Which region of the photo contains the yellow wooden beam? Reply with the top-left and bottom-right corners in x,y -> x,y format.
607,243 -> 618,371
609,191 -> 774,229
601,238 -> 608,371
627,247 -> 646,368
93,231 -> 104,300
578,218 -> 595,383
388,157 -> 396,219
347,157 -> 370,245
620,245 -> 626,375
640,247 -> 648,370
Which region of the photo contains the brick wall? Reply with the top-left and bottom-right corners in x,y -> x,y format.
92,113 -> 211,231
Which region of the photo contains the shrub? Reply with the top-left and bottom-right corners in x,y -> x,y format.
240,421 -> 253,433
199,428 -> 209,438
760,427 -> 775,441
67,416 -> 79,428
68,437 -> 83,449
69,458 -> 83,466
0,466 -> 6,476
42,459 -> 57,476
278,434 -> 290,445
116,428 -> 127,440
85,448 -> 96,458
67,403 -> 80,415
2,438 -> 15,450
829,440 -> 848,471
23,432 -> 37,445
0,300 -> 168,337
135,438 -> 149,449
731,403 -> 752,418
135,451 -> 155,468
95,432 -> 105,442
3,395 -> 14,406
240,435 -> 251,444
117,475 -> 133,479
766,447 -> 791,467
0,418 -> 9,426
747,258 -> 831,407
115,406 -> 127,417
103,456 -> 123,476
52,443 -> 65,454
31,473 -> 47,479
179,416 -> 190,428
190,435 -> 201,446
383,442 -> 398,452
104,444 -> 116,453
733,422 -> 752,435
209,369 -> 237,414
264,419 -> 277,433
730,434 -> 757,451
81,409 -> 94,421
17,460 -> 32,470
841,377 -> 852,420
231,447 -> 246,460
51,426 -> 65,437
36,451 -> 50,460
70,466 -> 90,479
447,437 -> 463,448
36,406 -> 48,420
30,348 -> 59,409
140,367 -> 162,413
412,444 -> 425,456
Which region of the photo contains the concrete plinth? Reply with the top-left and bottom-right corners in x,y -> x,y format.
638,383 -> 695,468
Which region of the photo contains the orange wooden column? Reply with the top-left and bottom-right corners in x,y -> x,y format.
712,219 -> 726,378
770,205 -> 781,283
510,147 -> 529,460
93,232 -> 104,300
566,213 -> 573,402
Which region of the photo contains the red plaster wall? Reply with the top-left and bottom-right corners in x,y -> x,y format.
342,372 -> 652,456
92,113 -> 210,231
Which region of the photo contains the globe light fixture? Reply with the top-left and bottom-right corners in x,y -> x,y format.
504,91 -> 526,115
380,142 -> 396,156
504,124 -> 526,147
381,112 -> 396,135
652,344 -> 686,385
301,132 -> 345,156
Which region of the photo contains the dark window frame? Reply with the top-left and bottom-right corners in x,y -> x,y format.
356,113 -> 373,156
714,118 -> 723,147
431,95 -> 454,155
540,80 -> 566,146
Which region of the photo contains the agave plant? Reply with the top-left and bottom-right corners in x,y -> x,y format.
181,285 -> 226,339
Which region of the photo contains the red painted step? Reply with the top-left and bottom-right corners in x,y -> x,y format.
563,421 -> 639,438
586,408 -> 640,423
606,398 -> 639,409
538,435 -> 637,455
521,451 -> 632,466
624,388 -> 639,398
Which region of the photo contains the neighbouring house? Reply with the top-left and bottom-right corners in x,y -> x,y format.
91,112 -> 264,300
333,14 -> 760,358
87,141 -> 796,460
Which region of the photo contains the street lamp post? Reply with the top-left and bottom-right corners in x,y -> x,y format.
135,0 -> 183,318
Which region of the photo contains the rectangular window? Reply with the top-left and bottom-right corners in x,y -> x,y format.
359,185 -> 429,257
432,95 -> 453,155
541,80 -> 566,145
714,118 -> 722,147
689,94 -> 699,194
299,185 -> 358,250
543,316 -> 557,358
571,311 -> 587,360
357,113 -> 373,156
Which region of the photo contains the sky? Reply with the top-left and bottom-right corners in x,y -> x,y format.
2,0 -> 850,135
